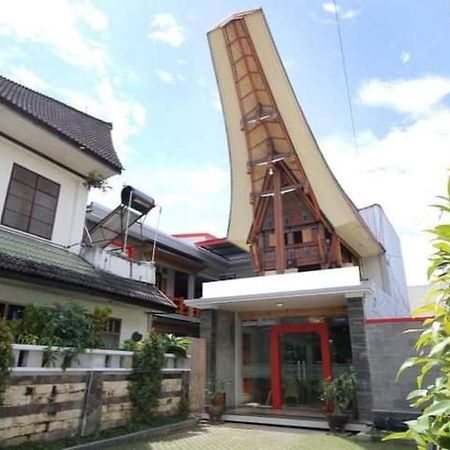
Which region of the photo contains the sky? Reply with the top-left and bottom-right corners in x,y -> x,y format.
0,0 -> 449,286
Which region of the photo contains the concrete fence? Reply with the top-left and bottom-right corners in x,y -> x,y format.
11,344 -> 190,371
0,340 -> 206,447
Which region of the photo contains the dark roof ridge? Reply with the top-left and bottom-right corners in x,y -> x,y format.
0,74 -> 122,171
0,74 -> 113,127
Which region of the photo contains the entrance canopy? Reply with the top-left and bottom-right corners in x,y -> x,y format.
186,267 -> 374,312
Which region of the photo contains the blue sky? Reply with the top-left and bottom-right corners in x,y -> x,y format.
0,0 -> 449,285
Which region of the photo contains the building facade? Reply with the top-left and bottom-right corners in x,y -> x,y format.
0,75 -> 174,347
187,9 -> 415,426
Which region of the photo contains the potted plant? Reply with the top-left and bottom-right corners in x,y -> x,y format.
321,371 -> 357,433
205,379 -> 227,422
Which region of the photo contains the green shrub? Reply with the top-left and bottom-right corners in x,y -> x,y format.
0,319 -> 13,406
385,176 -> 450,449
12,303 -> 112,369
162,334 -> 190,358
321,371 -> 357,415
128,332 -> 165,422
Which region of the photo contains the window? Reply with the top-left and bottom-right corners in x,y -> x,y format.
155,266 -> 169,294
2,164 -> 60,239
174,270 -> 189,298
103,318 -> 121,349
293,230 -> 303,244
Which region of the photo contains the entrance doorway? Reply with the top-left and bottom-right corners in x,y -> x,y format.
270,323 -> 332,410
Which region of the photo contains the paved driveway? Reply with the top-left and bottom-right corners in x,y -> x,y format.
110,423 -> 414,450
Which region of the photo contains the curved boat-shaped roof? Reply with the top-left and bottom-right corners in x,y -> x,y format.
208,8 -> 382,258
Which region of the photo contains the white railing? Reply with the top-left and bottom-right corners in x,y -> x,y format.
11,344 -> 190,373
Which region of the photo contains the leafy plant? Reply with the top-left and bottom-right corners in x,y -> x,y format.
121,331 -> 144,351
89,307 -> 113,349
12,303 -> 112,369
85,171 -> 111,192
385,176 -> 450,449
162,334 -> 190,358
321,371 -> 357,415
0,319 -> 14,406
205,379 -> 228,402
128,332 -> 165,422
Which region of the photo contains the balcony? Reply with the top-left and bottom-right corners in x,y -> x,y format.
171,297 -> 200,319
263,242 -> 322,270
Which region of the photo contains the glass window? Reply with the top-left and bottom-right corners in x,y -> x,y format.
2,164 -> 60,239
241,321 -> 273,406
103,318 -> 122,349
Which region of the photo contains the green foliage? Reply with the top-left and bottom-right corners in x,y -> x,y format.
385,176 -> 450,450
128,332 -> 165,422
121,331 -> 144,351
162,334 -> 191,358
205,379 -> 228,402
85,171 -> 111,192
12,303 -> 112,369
321,371 -> 357,415
0,319 -> 13,406
90,306 -> 113,349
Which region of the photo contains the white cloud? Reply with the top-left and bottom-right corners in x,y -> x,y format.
148,14 -> 186,48
342,9 -> 360,20
9,67 -> 49,91
155,69 -> 185,84
358,76 -> 450,115
322,2 -> 338,14
89,163 -> 229,236
58,78 -> 147,159
321,2 -> 360,20
401,51 -> 411,64
320,108 -> 450,285
0,0 -> 109,72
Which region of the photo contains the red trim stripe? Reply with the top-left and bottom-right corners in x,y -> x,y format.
365,316 -> 431,325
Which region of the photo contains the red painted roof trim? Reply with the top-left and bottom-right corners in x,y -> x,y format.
172,233 -> 218,240
198,237 -> 228,247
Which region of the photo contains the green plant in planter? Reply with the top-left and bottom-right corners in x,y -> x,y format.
0,319 -> 14,407
205,379 -> 228,422
321,371 -> 357,415
162,334 -> 190,358
121,331 -> 144,351
12,303 -> 112,369
128,332 -> 165,422
321,371 -> 357,432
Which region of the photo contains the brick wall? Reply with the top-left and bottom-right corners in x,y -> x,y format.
366,320 -> 422,422
0,370 -> 189,447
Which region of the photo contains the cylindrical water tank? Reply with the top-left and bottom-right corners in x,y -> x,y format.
121,186 -> 155,214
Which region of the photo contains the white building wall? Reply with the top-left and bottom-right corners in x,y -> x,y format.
359,204 -> 410,317
0,135 -> 88,249
0,278 -> 149,342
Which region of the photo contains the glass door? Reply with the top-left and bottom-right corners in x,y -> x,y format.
270,323 -> 331,409
281,332 -> 323,408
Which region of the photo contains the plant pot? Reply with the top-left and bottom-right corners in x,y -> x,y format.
211,392 -> 226,409
205,403 -> 224,423
327,414 -> 349,433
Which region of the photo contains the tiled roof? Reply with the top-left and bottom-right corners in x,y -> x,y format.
0,75 -> 122,172
0,228 -> 175,312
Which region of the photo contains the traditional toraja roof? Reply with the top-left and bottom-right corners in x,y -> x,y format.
208,9 -> 383,258
0,227 -> 175,312
0,75 -> 122,172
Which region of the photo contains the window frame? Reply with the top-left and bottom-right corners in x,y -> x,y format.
1,164 -> 60,240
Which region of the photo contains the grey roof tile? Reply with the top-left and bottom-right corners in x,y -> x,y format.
0,228 -> 174,311
0,75 -> 122,172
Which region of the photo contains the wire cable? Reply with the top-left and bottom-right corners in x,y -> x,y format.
332,0 -> 359,154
